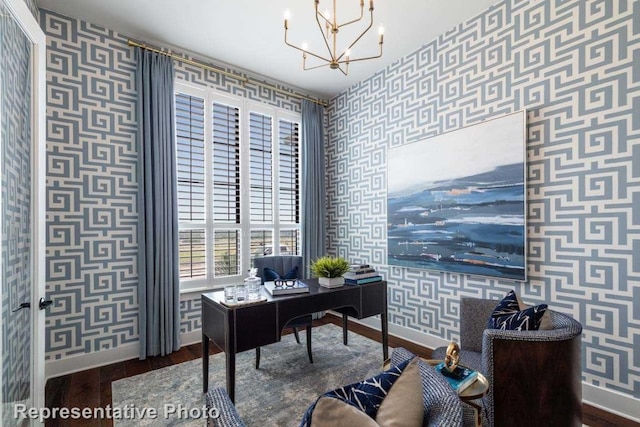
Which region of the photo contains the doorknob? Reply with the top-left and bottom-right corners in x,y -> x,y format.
39,298 -> 53,310
12,302 -> 30,312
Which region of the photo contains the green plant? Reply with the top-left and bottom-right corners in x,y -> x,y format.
310,256 -> 350,278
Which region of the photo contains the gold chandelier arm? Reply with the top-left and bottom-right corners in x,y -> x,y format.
338,43 -> 383,63
317,10 -> 331,25
303,62 -> 331,71
315,5 -> 334,60
336,0 -> 365,29
335,9 -> 374,62
338,48 -> 382,64
284,29 -> 332,63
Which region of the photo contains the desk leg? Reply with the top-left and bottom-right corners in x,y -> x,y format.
342,314 -> 348,345
202,333 -> 209,393
226,350 -> 236,403
381,312 -> 388,360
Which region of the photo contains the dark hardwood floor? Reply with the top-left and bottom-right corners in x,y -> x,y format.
45,313 -> 637,427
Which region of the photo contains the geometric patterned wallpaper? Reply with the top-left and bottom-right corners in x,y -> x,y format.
1,0 -> 35,415
327,0 -> 639,399
42,10 -> 140,360
41,9 -> 304,361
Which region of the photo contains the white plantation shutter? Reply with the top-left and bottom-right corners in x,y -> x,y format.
249,111 -> 273,223
175,93 -> 206,279
212,102 -> 241,223
278,119 -> 300,223
174,83 -> 301,290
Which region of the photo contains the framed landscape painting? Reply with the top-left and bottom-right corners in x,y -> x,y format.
387,110 -> 527,281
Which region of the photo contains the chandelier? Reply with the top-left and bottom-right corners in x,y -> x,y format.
284,0 -> 384,75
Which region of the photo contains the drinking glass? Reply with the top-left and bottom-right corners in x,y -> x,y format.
235,285 -> 247,302
224,285 -> 236,302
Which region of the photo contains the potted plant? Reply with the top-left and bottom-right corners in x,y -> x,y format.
310,256 -> 350,288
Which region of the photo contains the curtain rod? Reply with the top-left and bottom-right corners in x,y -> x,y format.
128,40 -> 328,107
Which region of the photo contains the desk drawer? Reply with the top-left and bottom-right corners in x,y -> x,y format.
235,303 -> 278,352
359,281 -> 386,318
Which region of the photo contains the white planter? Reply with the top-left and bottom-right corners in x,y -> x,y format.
318,276 -> 345,288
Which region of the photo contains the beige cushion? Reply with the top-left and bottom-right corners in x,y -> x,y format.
516,294 -> 553,330
376,358 -> 424,427
310,397 -> 378,427
310,358 -> 424,427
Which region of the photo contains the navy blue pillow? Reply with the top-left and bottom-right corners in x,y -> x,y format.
489,290 -> 520,318
488,291 -> 547,331
299,358 -> 414,427
263,266 -> 298,282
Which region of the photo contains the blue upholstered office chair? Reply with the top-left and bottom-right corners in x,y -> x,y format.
252,256 -> 313,369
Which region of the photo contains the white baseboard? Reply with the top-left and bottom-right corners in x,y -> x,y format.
45,342 -> 139,380
582,383 -> 640,423
340,314 -> 640,424
181,330 -> 202,347
45,330 -> 204,380
336,314 -> 450,350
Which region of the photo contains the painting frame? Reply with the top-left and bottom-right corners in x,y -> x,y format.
387,110 -> 527,281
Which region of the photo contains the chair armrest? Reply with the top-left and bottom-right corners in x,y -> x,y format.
390,347 -> 417,367
418,359 -> 464,427
480,312 -> 583,427
206,387 -> 246,427
482,310 -> 582,345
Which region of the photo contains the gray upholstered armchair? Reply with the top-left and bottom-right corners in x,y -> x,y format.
252,256 -> 313,369
205,347 -> 463,427
432,297 -> 583,427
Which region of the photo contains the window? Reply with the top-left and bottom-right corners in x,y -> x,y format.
175,82 -> 301,291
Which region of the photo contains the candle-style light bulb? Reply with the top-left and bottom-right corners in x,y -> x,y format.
302,42 -> 309,51
345,49 -> 351,61
378,24 -> 384,43
324,10 -> 331,20
284,10 -> 290,29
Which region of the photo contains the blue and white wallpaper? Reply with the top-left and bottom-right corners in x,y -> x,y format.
1,0 -> 35,417
43,9 -> 140,360
327,0 -> 639,399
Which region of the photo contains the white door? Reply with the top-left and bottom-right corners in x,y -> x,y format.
0,0 -> 46,425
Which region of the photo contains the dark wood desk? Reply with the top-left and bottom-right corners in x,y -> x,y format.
201,279 -> 388,402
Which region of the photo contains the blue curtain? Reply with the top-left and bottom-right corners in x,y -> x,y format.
301,100 -> 326,274
135,48 -> 180,359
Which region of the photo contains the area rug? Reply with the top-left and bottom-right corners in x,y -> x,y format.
112,324 -> 390,426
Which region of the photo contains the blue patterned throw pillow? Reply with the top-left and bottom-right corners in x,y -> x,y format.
299,358 -> 422,427
263,266 -> 298,282
488,290 -> 548,331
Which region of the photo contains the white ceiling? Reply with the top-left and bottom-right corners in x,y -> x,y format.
36,0 -> 499,100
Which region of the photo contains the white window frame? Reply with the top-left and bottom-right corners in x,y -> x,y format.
175,80 -> 302,292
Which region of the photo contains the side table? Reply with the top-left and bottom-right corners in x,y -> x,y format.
383,358 -> 489,427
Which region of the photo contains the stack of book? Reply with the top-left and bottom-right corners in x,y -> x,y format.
264,280 -> 310,296
343,264 -> 382,285
434,362 -> 479,394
